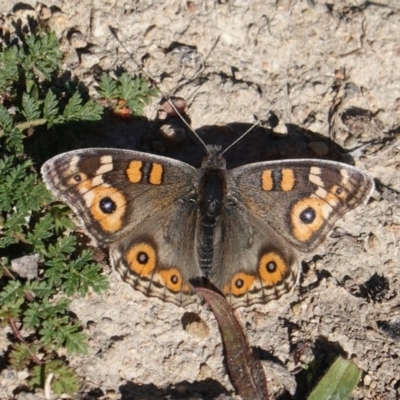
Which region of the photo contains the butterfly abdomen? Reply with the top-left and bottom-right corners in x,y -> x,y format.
197,168 -> 227,277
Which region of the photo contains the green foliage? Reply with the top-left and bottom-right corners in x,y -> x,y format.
30,360 -> 79,396
307,357 -> 361,400
0,28 -> 116,397
0,32 -> 103,156
44,243 -> 109,296
0,280 -> 24,305
10,343 -> 40,370
0,103 -> 15,131
97,72 -> 158,115
97,73 -> 119,99
39,315 -> 88,354
0,294 -> 24,322
22,32 -> 62,81
0,106 -> 25,154
42,90 -> 59,124
48,204 -> 76,234
0,47 -> 19,95
0,156 -> 53,248
21,92 -> 42,121
0,31 -> 61,97
62,91 -> 103,122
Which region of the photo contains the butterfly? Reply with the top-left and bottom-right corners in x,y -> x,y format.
41,137 -> 374,308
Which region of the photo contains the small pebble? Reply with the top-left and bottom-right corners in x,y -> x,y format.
69,31 -> 87,49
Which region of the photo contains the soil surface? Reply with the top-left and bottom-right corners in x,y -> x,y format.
1,1 -> 400,399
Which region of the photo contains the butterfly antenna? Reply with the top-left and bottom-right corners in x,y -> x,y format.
109,26 -> 212,156
162,95 -> 211,155
220,99 -> 277,156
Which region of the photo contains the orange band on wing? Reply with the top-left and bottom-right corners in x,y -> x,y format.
290,197 -> 327,242
262,170 -> 273,191
281,169 -> 294,191
149,163 -> 164,185
126,160 -> 143,183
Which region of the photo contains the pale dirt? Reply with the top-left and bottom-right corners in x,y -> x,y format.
1,1 -> 400,399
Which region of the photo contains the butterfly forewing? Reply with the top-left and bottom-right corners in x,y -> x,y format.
229,159 -> 374,252
41,148 -> 198,246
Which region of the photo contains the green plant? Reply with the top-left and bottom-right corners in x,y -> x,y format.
307,357 -> 361,400
0,24 -> 158,395
30,359 -> 79,395
96,72 -> 158,116
0,29 -> 112,396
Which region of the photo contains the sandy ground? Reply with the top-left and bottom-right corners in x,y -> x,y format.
1,1 -> 400,399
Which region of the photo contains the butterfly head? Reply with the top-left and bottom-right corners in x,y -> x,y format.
201,145 -> 226,169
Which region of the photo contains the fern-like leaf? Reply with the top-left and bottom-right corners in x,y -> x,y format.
43,90 -> 59,123
62,92 -> 103,122
30,360 -> 79,395
97,73 -> 119,99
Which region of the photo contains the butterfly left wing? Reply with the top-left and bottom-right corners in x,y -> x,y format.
41,148 -> 198,246
229,159 -> 374,252
42,148 -> 204,307
110,200 -> 202,307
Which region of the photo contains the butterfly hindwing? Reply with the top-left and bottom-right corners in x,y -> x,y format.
210,202 -> 299,308
110,201 -> 202,307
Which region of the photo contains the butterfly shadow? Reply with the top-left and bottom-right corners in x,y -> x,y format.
39,107 -> 359,170
129,116 -> 357,170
